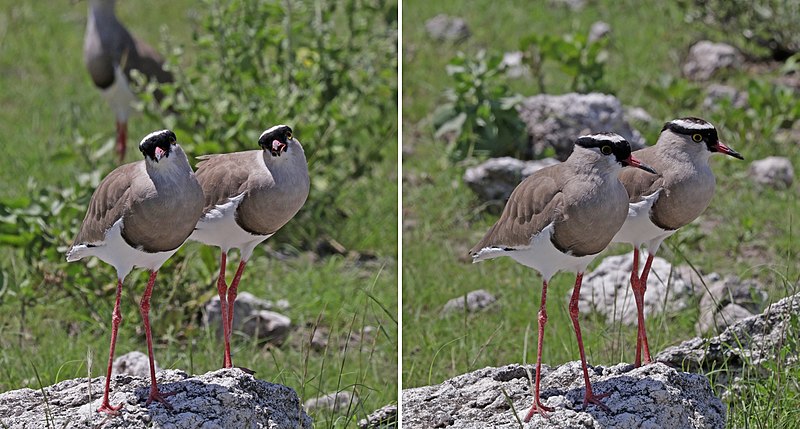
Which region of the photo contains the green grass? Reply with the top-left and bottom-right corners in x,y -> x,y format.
402,0 -> 799,426
0,1 -> 397,427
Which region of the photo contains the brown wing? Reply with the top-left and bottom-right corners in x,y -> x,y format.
469,165 -> 566,253
72,163 -> 141,246
619,147 -> 664,203
195,151 -> 259,212
126,35 -> 173,84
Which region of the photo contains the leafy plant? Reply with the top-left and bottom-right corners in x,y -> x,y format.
431,50 -> 526,160
709,79 -> 800,152
143,0 -> 398,248
679,0 -> 800,60
519,31 -> 609,94
643,74 -> 703,113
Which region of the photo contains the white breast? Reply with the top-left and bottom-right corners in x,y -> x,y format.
611,190 -> 675,252
189,192 -> 273,259
100,66 -> 137,122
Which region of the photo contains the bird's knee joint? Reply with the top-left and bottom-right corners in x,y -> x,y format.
568,302 -> 580,319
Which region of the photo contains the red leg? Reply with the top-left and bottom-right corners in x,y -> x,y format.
115,120 -> 127,164
225,259 -> 248,367
98,279 -> 124,414
569,273 -> 610,411
140,271 -> 173,408
217,252 -> 232,368
637,253 -> 655,365
524,279 -> 554,422
630,248 -> 644,367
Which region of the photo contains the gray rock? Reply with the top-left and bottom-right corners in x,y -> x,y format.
588,21 -> 611,43
425,14 -> 470,42
696,275 -> 767,335
657,292 -> 800,379
624,106 -> 656,126
501,51 -> 529,79
682,41 -> 743,81
113,351 -> 156,379
748,156 -> 795,189
304,391 -> 358,413
0,368 -> 311,428
358,404 -> 397,429
311,327 -> 329,351
517,93 -> 646,160
442,289 -> 497,314
463,157 -> 559,202
578,254 -> 697,325
204,292 -> 292,345
703,84 -> 748,110
698,304 -> 754,335
402,362 -> 724,428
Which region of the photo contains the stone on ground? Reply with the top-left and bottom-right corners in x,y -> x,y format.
657,292 -> 800,382
682,41 -> 743,81
112,351 -> 156,379
463,157 -> 559,202
204,291 -> 292,345
0,368 -> 311,429
517,93 -> 646,160
577,254 -> 697,325
402,361 -> 724,428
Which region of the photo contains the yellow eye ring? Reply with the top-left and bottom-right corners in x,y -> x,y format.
600,145 -> 612,155
692,134 -> 703,142
287,132 -> 293,140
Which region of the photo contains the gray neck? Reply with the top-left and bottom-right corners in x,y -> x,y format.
89,0 -> 116,13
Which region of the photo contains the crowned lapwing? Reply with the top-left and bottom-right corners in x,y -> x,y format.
83,0 -> 173,163
189,125 -> 310,368
67,130 -> 203,413
612,117 -> 743,367
470,133 -> 657,420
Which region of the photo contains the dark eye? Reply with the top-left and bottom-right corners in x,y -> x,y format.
600,145 -> 612,155
692,134 -> 703,142
287,132 -> 293,140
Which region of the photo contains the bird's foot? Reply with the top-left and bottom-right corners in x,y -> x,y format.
633,352 -> 653,368
582,391 -> 611,412
145,389 -> 175,409
97,401 -> 122,415
523,401 -> 554,422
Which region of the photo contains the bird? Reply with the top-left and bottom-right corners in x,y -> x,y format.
469,133 -> 658,420
189,124 -> 310,368
611,117 -> 743,367
83,0 -> 173,163
66,130 -> 204,414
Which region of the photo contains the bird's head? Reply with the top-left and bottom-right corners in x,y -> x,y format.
139,129 -> 177,163
660,117 -> 744,160
574,133 -> 658,174
258,125 -> 297,157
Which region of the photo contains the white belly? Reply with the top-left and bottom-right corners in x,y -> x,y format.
101,67 -> 137,122
189,193 -> 272,259
612,190 -> 674,252
473,223 -> 597,281
66,219 -> 178,280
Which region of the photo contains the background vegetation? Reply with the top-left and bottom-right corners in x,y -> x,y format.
0,0 -> 397,427
403,0 -> 799,427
